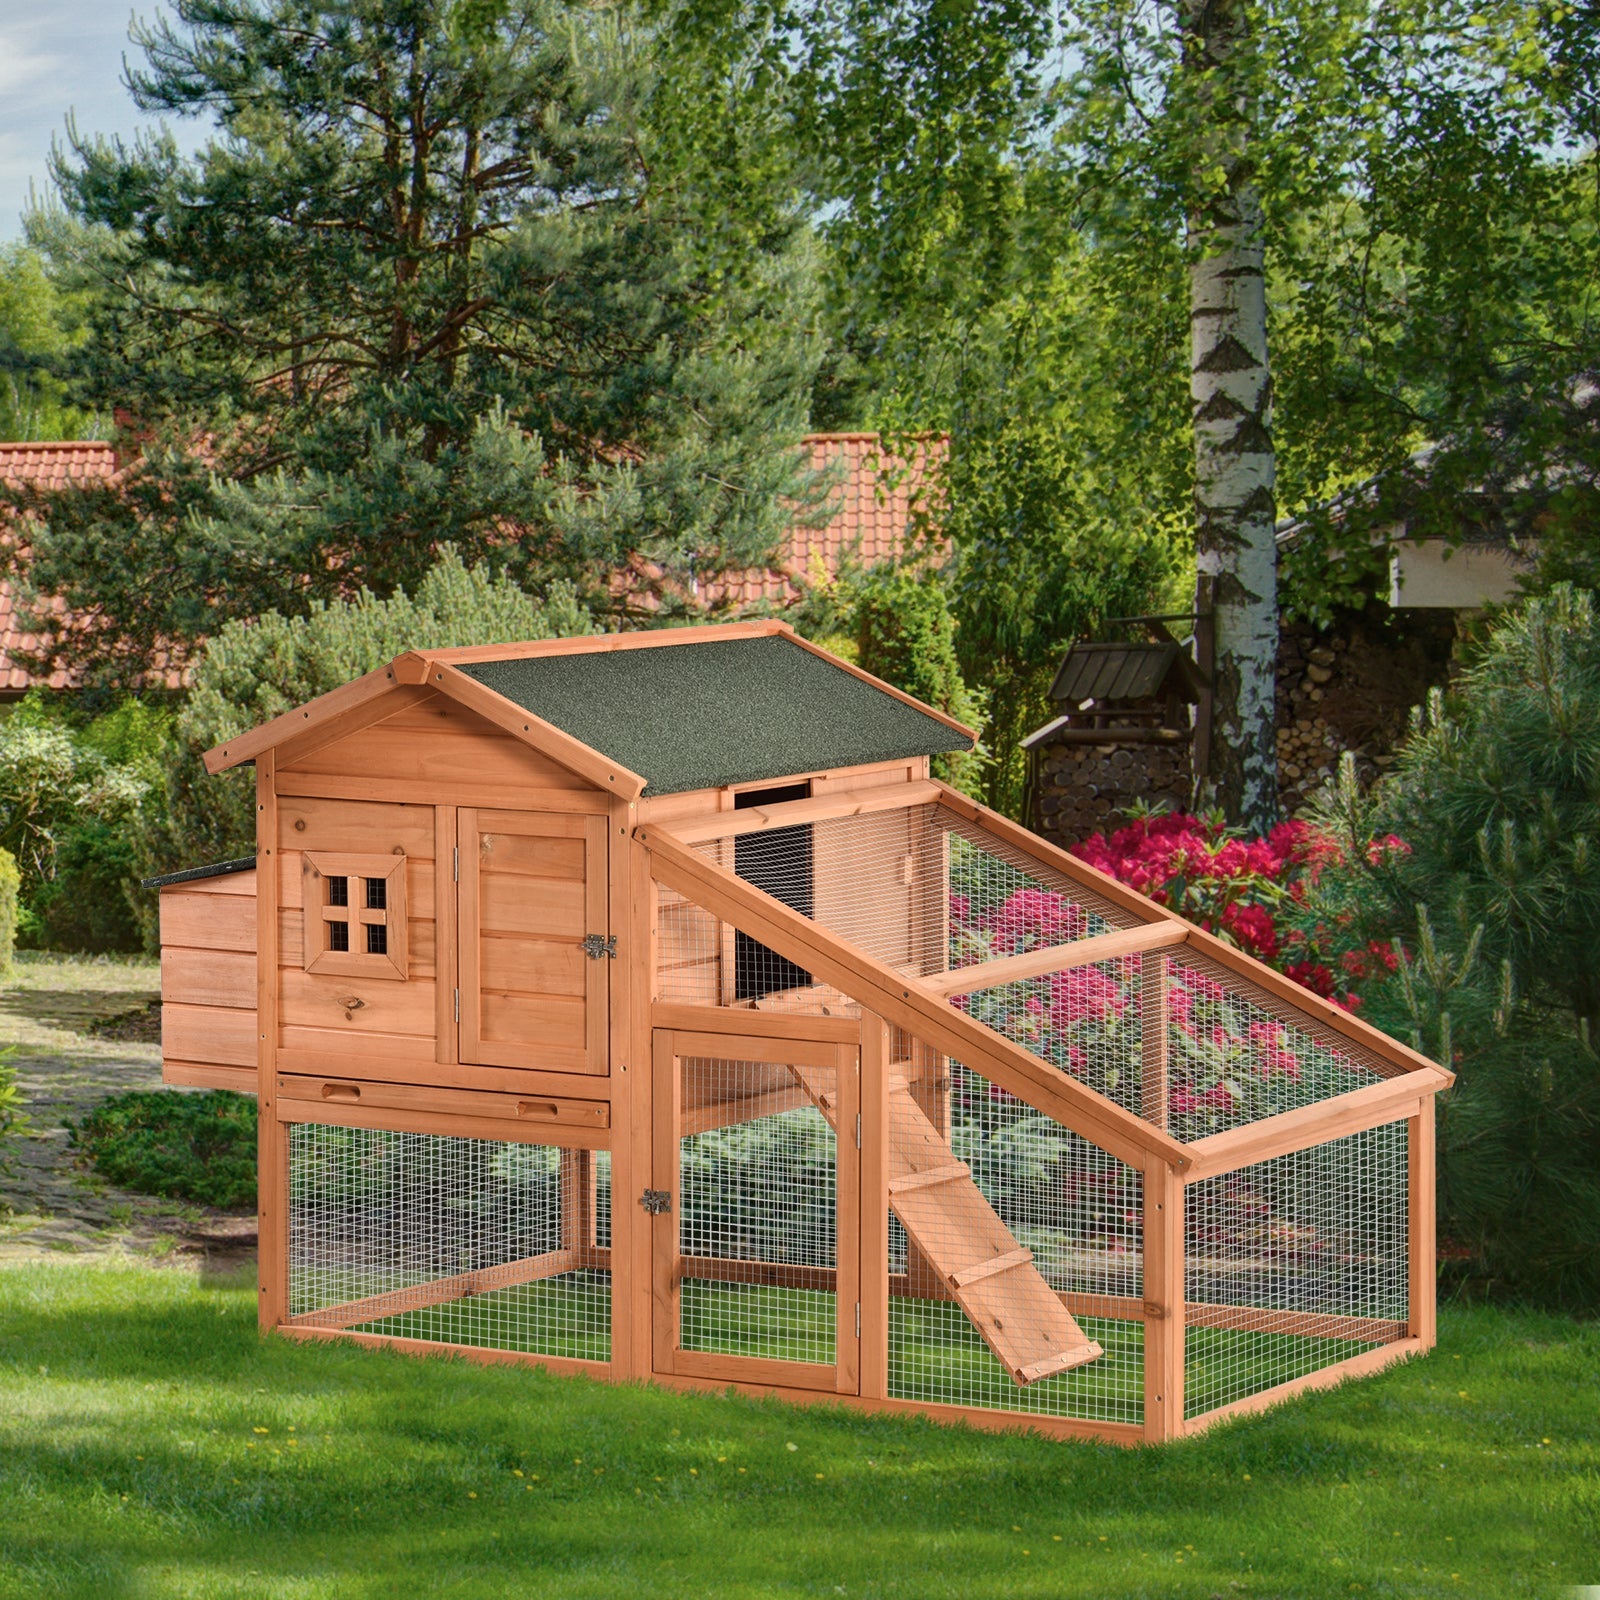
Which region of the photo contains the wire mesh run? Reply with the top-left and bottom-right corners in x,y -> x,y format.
678,1057 -> 837,1366
886,1039 -> 1144,1424
662,803 -> 1133,1014
1183,1119 -> 1409,1420
287,1123 -> 611,1363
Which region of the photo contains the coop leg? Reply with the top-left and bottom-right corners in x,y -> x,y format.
560,1149 -> 596,1271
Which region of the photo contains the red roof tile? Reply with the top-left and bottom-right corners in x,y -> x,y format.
0,443 -> 119,693
706,432 -> 947,608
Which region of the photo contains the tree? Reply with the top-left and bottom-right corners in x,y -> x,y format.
17,0 -> 825,678
0,244 -> 97,441
781,0 -> 1562,827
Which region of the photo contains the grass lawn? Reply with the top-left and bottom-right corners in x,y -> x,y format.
0,1263 -> 1595,1600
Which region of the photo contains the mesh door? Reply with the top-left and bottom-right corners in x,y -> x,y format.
677,1056 -> 838,1366
288,1123 -> 611,1363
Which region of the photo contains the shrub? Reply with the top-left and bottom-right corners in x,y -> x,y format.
0,1045 -> 30,1195
68,1090 -> 257,1209
0,700 -> 154,951
0,846 -> 18,974
130,553 -> 596,944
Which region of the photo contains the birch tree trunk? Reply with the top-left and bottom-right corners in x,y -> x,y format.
1181,0 -> 1279,830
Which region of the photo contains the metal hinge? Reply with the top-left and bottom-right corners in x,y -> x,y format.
581,933 -> 618,960
453,846 -> 459,883
855,1302 -> 861,1339
855,1113 -> 862,1150
639,1188 -> 672,1215
453,988 -> 460,1023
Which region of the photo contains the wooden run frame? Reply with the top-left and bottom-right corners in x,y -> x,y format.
637,775 -> 1451,1443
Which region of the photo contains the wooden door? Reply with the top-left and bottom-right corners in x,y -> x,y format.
651,1028 -> 859,1395
458,809 -> 610,1075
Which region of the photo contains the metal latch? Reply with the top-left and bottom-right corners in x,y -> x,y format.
581,933 -> 618,960
639,1189 -> 672,1215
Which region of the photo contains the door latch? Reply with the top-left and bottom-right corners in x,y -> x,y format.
639,1189 -> 672,1215
581,933 -> 618,960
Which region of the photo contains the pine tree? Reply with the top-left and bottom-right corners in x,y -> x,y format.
19,0 -> 824,677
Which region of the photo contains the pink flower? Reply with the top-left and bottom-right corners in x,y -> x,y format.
1200,1083 -> 1237,1111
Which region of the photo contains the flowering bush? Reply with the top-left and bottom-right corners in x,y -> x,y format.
1071,810 -> 1409,1012
942,813 -> 1411,1141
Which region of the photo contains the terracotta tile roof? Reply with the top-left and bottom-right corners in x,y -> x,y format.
706,432 -> 947,608
0,442 -> 119,693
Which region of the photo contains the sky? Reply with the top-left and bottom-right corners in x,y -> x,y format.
0,2 -> 207,242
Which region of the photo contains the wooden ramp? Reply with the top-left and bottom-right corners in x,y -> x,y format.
787,1060 -> 1102,1386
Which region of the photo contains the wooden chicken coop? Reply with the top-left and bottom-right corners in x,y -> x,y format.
151,620 -> 1449,1444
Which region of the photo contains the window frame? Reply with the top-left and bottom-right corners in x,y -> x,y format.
302,852 -> 409,981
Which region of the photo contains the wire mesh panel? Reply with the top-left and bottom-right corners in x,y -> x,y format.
664,802 -> 1131,1014
677,1057 -> 838,1367
1183,1119 -> 1409,1420
287,1123 -> 611,1363
886,1048 -> 1145,1425
1164,956 -> 1388,1141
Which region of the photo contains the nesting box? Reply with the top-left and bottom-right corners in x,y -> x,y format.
150,620 -> 1448,1443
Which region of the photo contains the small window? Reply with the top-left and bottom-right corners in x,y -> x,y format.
302,852 -> 408,980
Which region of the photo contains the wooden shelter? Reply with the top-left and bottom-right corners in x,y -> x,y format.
151,619 -> 1448,1444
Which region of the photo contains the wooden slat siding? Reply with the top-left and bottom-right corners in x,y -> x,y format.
276,1075 -> 608,1130
160,884 -> 257,952
1183,1338 -> 1425,1436
160,948 -> 254,1009
275,770 -> 614,813
1408,1100 -> 1436,1348
284,1248 -> 581,1330
651,1029 -> 680,1376
660,782 -> 942,845
279,851 -> 436,915
287,719 -> 595,795
276,1045 -> 608,1099
264,684 -> 435,775
276,1097 -> 612,1152
163,1061 -> 257,1092
427,661 -> 647,800
163,1003 -> 257,1068
257,750 -> 286,1333
771,622 -> 980,741
279,968 -> 437,1038
206,660 -> 411,771
650,1003 -> 861,1044
279,793 -> 437,855
427,619 -> 785,666
458,809 -> 608,1075
279,911 -> 436,973
1182,1077 -> 1429,1181
280,1324 -> 607,1380
633,757 -> 923,830
1142,1154 -> 1184,1442
930,781 -> 1454,1088
639,826 -> 1185,1172
860,1012 -> 891,1401
920,922 -> 1189,999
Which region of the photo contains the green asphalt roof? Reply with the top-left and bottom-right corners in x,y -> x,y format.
459,634 -> 973,796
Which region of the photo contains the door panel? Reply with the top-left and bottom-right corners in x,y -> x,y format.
652,1029 -> 859,1394
459,810 -> 609,1074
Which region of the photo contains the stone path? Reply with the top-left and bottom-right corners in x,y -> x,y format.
0,952 -> 256,1269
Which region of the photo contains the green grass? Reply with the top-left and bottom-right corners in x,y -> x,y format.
1,1263 -> 1596,1600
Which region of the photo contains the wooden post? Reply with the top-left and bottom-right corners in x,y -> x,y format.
1407,1099 -> 1437,1349
256,750 -> 287,1332
1141,950 -> 1170,1132
650,1030 -> 681,1377
1142,1155 -> 1185,1442
559,1150 -> 596,1265
834,1040 -> 861,1395
859,1013 -> 891,1400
